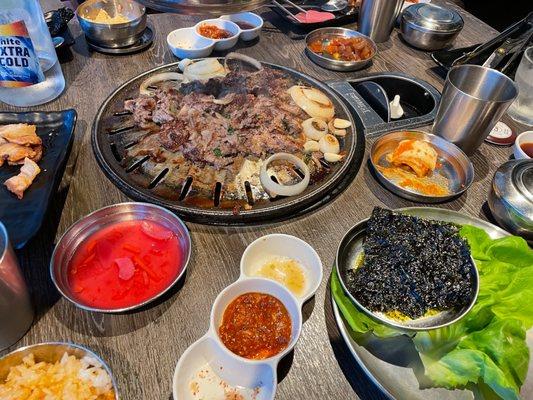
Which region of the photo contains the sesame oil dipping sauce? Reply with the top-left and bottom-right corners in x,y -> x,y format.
254,258 -> 306,297
67,219 -> 183,309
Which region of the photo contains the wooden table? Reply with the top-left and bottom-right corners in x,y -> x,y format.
1,2 -> 526,399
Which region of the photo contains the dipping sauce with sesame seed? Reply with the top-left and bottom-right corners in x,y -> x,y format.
67,219 -> 183,309
218,293 -> 292,360
188,363 -> 261,400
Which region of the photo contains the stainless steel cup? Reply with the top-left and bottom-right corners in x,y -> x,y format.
358,0 -> 404,43
0,222 -> 33,351
433,65 -> 518,155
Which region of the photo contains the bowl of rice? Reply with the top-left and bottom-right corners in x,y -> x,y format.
0,342 -> 118,399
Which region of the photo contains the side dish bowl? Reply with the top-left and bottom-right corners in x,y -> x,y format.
50,202 -> 191,313
167,27 -> 214,59
305,27 -> 377,71
194,19 -> 240,51
370,130 -> 474,202
77,0 -> 146,48
219,12 -> 263,41
335,211 -> 480,331
0,342 -> 119,399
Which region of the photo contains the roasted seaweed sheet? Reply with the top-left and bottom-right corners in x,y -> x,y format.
345,208 -> 475,319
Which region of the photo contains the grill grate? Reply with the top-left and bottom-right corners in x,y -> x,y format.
92,61 -> 365,224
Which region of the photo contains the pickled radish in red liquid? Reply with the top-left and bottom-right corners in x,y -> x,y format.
141,220 -> 173,241
67,219 -> 183,309
295,10 -> 335,23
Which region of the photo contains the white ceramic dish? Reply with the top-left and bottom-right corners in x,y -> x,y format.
167,27 -> 214,59
219,12 -> 263,42
194,19 -> 240,51
514,131 -> 533,159
173,234 -> 323,400
240,234 -> 323,302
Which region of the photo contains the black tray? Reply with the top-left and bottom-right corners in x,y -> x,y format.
328,72 -> 441,137
0,110 -> 76,249
271,2 -> 358,30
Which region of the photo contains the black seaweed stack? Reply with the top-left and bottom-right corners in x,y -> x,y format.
345,208 -> 474,319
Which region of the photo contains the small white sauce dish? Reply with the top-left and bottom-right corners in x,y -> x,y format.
173,278 -> 302,400
240,234 -> 323,304
173,335 -> 275,400
173,234 -> 323,400
194,19 -> 240,51
167,27 -> 214,59
514,130 -> 533,159
219,12 -> 264,42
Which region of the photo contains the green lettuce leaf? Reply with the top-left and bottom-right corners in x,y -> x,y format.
331,224 -> 533,399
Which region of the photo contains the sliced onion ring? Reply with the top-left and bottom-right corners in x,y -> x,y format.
302,117 -> 328,141
139,72 -> 184,95
224,52 -> 263,71
260,153 -> 310,197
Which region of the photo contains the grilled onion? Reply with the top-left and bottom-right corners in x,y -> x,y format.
260,153 -> 310,197
328,120 -> 346,137
302,117 -> 328,141
333,118 -> 352,129
224,52 -> 263,71
139,72 -> 184,95
324,152 -> 344,162
304,140 -> 320,152
319,134 -> 340,154
183,58 -> 227,82
287,86 -> 335,121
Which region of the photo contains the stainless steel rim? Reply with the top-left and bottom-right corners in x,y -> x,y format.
0,222 -> 7,265
50,202 -> 192,313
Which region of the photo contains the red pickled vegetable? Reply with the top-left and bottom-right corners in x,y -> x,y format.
67,219 -> 183,309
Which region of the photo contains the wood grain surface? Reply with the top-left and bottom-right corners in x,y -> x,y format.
0,1 -> 527,399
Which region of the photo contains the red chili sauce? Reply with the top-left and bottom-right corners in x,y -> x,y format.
67,219 -> 183,309
198,24 -> 232,39
218,293 -> 292,360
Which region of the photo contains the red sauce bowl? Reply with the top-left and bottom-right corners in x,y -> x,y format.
51,202 -> 191,313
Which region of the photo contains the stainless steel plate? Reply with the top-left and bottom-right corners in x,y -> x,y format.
305,27 -> 377,71
370,130 -> 474,202
332,207 -> 533,400
335,210 -> 479,331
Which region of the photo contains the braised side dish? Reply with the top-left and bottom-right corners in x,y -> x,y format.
121,56 -> 351,210
218,292 -> 292,359
308,35 -> 373,62
0,123 -> 42,199
345,208 -> 475,320
197,24 -> 232,39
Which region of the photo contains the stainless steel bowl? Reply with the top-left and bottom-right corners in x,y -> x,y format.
336,208 -> 480,331
77,0 -> 146,48
305,27 -> 377,71
370,130 -> 474,203
0,342 -> 119,399
488,160 -> 533,244
400,3 -> 463,51
51,202 -> 192,313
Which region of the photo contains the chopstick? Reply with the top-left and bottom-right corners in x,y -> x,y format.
278,0 -> 308,14
271,0 -> 300,22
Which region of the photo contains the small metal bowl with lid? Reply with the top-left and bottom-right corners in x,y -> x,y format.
400,3 -> 464,51
488,159 -> 533,244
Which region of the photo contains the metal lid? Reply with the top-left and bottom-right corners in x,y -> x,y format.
402,3 -> 464,33
493,159 -> 533,216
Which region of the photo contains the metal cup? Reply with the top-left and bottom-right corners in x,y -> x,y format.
358,0 -> 404,43
0,222 -> 33,351
433,65 -> 518,155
